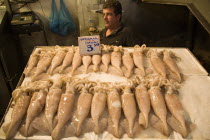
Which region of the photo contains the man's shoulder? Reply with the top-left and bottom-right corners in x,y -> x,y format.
100,28 -> 107,37
120,25 -> 132,33
101,28 -> 107,32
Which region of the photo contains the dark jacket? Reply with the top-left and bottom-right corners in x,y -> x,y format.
100,24 -> 135,47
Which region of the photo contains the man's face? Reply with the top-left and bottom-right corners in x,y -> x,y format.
103,8 -> 121,29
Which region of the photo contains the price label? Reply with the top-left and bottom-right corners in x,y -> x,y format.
78,35 -> 101,55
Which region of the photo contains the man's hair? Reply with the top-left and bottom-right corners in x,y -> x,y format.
103,0 -> 122,16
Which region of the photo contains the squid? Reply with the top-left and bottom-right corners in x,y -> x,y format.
49,47 -> 66,75
149,113 -> 168,135
50,77 -> 63,89
107,87 -> 121,138
51,81 -> 75,140
165,86 -> 187,137
82,55 -> 92,74
167,115 -> 188,138
12,86 -> 26,102
91,84 -> 107,134
133,44 -> 145,76
75,83 -> 93,136
111,46 -> 123,75
5,94 -> 31,139
59,46 -> 74,73
70,48 -> 82,76
24,49 -> 39,76
163,50 -> 181,82
18,123 -> 37,137
134,77 -> 150,129
45,78 -> 63,132
148,86 -> 169,136
92,54 -> 101,72
122,51 -> 134,78
121,85 -> 137,137
150,49 -> 167,79
32,51 -> 53,81
25,90 -> 47,136
102,49 -> 111,73
32,112 -> 51,135
28,80 -> 51,92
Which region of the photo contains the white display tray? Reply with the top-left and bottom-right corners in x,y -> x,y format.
0,46 -> 209,140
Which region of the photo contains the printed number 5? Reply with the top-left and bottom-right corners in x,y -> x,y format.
87,45 -> 93,52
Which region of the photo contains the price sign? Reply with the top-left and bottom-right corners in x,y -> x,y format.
78,35 -> 101,55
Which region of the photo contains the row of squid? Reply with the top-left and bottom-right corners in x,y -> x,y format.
3,76 -> 191,140
24,45 -> 182,82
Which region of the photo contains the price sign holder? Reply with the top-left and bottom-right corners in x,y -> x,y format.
78,35 -> 101,55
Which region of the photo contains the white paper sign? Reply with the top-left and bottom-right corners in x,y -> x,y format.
78,35 -> 101,55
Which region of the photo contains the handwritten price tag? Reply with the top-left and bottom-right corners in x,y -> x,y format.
78,35 -> 101,55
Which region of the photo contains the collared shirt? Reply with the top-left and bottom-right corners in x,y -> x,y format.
100,24 -> 135,47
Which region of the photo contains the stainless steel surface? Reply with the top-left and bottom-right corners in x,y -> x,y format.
141,0 -> 210,35
187,3 -> 210,35
141,0 -> 191,5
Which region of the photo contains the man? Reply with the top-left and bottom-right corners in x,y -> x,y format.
100,0 -> 134,46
